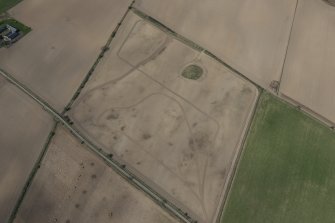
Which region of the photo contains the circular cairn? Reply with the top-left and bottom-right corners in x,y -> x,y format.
181,64 -> 203,80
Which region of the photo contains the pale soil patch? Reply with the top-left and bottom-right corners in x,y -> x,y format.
134,0 -> 297,89
280,0 -> 335,124
69,12 -> 258,223
0,76 -> 53,221
14,126 -> 180,223
0,0 -> 132,111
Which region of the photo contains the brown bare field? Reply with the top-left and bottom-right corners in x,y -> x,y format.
69,12 -> 258,223
14,126 -> 180,223
0,0 -> 132,111
280,0 -> 335,124
134,0 -> 297,89
0,76 -> 53,221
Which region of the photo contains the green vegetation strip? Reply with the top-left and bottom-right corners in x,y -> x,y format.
7,122 -> 58,223
63,1 -> 135,114
222,92 -> 335,223
0,0 -> 21,14
0,18 -> 31,34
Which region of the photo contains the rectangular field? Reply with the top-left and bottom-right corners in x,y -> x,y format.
0,0 -> 132,111
68,11 -> 258,223
134,0 -> 297,89
280,0 -> 335,124
222,93 -> 335,223
14,126 -> 180,223
0,76 -> 53,221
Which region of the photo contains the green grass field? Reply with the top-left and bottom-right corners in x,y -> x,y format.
221,93 -> 335,223
0,0 -> 21,14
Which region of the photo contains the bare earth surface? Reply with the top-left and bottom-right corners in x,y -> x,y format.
0,0 -> 132,111
0,76 -> 53,221
134,0 -> 297,89
280,0 -> 335,124
69,12 -> 258,223
14,126 -> 180,223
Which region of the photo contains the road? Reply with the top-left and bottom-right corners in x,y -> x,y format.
0,68 -> 196,223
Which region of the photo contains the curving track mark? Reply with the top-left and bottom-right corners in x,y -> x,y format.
88,92 -> 213,219
70,18 -> 223,222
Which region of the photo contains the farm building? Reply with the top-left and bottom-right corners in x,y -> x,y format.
0,24 -> 21,46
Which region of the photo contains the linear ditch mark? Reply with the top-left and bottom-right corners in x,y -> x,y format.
132,7 -> 335,131
1,1 -> 197,221
62,0 -> 136,115
7,122 -> 59,223
132,8 -> 262,91
127,10 -> 291,222
59,4 -> 335,223
131,6 -> 334,221
1,3 -> 330,223
277,0 -> 300,93
57,1 -> 199,221
2,2 -> 323,223
127,12 -> 265,219
0,68 -> 196,223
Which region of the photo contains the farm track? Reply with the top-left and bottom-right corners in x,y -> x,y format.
3,2 -> 335,223
0,68 -> 196,223
1,2 -> 196,223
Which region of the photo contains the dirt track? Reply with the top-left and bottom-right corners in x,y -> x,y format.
69,12 -> 258,223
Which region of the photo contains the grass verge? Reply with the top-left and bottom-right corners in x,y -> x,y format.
221,92 -> 335,223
